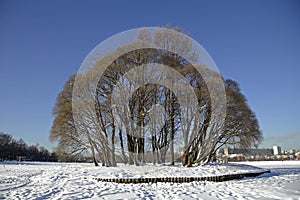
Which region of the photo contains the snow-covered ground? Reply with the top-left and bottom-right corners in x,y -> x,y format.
0,161 -> 299,199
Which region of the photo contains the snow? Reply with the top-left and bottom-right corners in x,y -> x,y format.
1,161 -> 299,199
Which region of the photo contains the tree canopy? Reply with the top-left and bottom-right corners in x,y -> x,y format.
50,26 -> 262,166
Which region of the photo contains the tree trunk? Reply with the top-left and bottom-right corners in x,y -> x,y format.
111,121 -> 116,167
92,156 -> 99,167
119,127 -> 127,164
127,132 -> 134,165
170,92 -> 175,165
152,135 -> 156,165
182,152 -> 189,166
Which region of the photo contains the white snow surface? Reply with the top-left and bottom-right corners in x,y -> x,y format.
0,161 -> 299,199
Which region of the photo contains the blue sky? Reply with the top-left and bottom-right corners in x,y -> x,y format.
0,0 -> 299,150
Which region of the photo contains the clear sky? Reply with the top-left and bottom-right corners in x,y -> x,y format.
0,0 -> 299,151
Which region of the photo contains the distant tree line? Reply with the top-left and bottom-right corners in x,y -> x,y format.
0,132 -> 57,162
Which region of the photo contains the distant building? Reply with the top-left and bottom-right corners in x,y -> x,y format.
221,147 -> 273,157
218,146 -> 298,161
16,156 -> 32,162
295,152 -> 300,160
273,146 -> 281,155
289,149 -> 296,155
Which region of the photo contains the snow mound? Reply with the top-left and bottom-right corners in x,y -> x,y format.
90,163 -> 266,179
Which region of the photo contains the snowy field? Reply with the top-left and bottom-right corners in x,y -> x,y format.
0,161 -> 299,199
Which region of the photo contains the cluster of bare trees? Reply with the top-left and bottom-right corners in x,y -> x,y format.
50,26 -> 262,167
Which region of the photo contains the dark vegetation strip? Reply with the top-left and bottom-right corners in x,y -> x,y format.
93,170 -> 271,184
